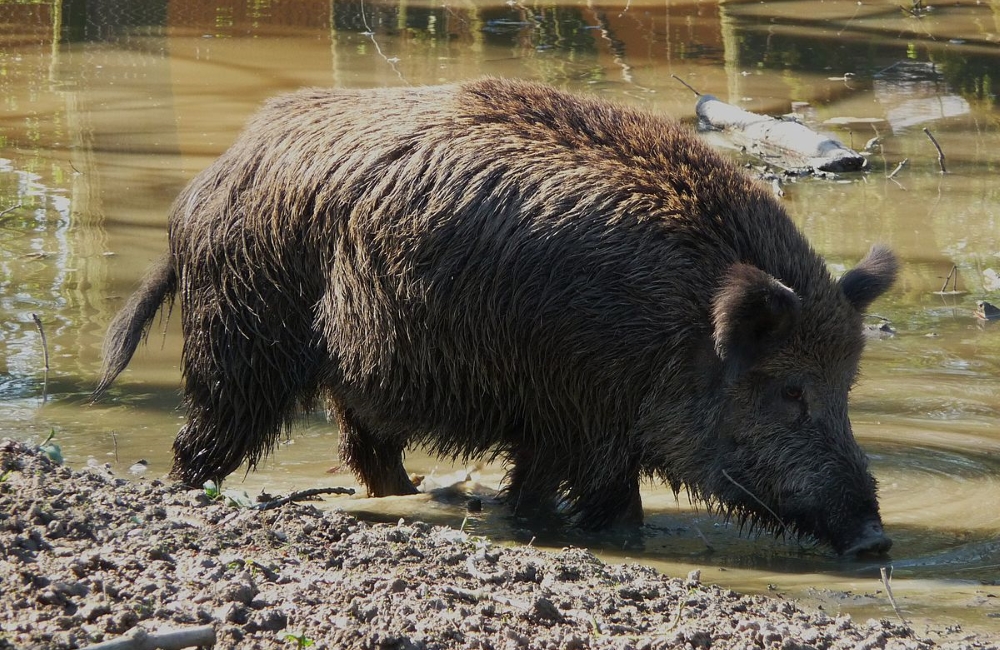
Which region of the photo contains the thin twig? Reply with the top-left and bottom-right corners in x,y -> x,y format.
693,523 -> 715,552
671,74 -> 701,97
31,314 -> 50,403
720,469 -> 789,536
0,204 -> 23,221
923,128 -> 947,173
111,431 -> 120,465
887,158 -> 908,180
251,486 -> 355,511
879,566 -> 908,625
662,592 -> 687,631
940,264 -> 958,293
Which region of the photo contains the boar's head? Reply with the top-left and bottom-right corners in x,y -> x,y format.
705,245 -> 897,556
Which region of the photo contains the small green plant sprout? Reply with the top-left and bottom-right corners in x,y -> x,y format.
281,631 -> 315,648
39,431 -> 63,465
204,481 -> 255,508
226,557 -> 273,579
203,480 -> 222,500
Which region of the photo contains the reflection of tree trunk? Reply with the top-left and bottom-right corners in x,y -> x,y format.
48,4 -> 179,379
64,89 -> 109,331
718,0 -> 741,104
585,1 -> 635,85
329,0 -> 340,86
48,0 -> 62,82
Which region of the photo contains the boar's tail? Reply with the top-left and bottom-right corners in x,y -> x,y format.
93,255 -> 177,400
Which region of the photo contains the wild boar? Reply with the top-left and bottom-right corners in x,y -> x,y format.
96,77 -> 896,555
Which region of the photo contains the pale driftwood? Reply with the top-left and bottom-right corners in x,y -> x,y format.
696,95 -> 866,173
80,624 -> 216,650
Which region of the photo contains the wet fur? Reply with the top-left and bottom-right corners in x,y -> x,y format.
97,78 -> 895,550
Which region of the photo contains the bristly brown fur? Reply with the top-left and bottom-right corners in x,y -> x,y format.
97,78 -> 896,554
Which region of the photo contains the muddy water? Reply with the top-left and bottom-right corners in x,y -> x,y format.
2,0 -> 999,635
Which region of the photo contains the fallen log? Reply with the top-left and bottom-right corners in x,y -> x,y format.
695,95 -> 866,173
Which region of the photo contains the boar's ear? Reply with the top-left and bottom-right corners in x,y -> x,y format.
839,245 -> 898,313
713,264 -> 802,379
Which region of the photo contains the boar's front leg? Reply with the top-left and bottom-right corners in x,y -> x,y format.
506,447 -> 644,529
569,461 -> 644,530
504,447 -> 565,519
331,400 -> 418,497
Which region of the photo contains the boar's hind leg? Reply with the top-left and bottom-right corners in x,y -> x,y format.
332,401 -> 418,497
171,308 -> 320,488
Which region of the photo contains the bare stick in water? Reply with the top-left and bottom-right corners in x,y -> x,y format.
671,74 -> 701,97
923,128 -> 947,173
887,158 -> 908,180
940,264 -> 958,293
31,313 -> 50,403
879,566 -> 908,625
251,486 -> 356,511
693,523 -> 715,553
721,469 -> 789,536
0,204 -> 23,221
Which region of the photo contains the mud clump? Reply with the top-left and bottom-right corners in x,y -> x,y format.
0,439 -> 990,649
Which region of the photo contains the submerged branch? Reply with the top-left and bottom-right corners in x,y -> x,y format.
923,128 -> 947,173
671,74 -> 701,97
31,314 -> 49,403
0,204 -> 23,221
940,264 -> 959,293
887,158 -> 908,180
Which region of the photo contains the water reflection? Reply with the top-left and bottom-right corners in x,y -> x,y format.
875,61 -> 971,133
1,0 -> 999,634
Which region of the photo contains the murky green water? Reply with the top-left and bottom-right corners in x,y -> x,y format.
2,0 -> 999,636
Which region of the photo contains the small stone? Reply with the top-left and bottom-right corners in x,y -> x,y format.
216,579 -> 257,605
532,597 -> 563,622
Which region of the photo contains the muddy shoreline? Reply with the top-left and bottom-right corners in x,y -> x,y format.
0,438 -> 995,649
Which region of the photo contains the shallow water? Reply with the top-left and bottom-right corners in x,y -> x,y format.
2,0 -> 999,636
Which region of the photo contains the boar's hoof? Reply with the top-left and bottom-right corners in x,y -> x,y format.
841,520 -> 892,557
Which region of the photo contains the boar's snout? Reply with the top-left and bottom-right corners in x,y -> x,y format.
839,519 -> 892,557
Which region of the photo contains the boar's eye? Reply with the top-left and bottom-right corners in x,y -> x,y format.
782,385 -> 804,402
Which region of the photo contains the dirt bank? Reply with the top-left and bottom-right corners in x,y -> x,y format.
0,438 -> 994,649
